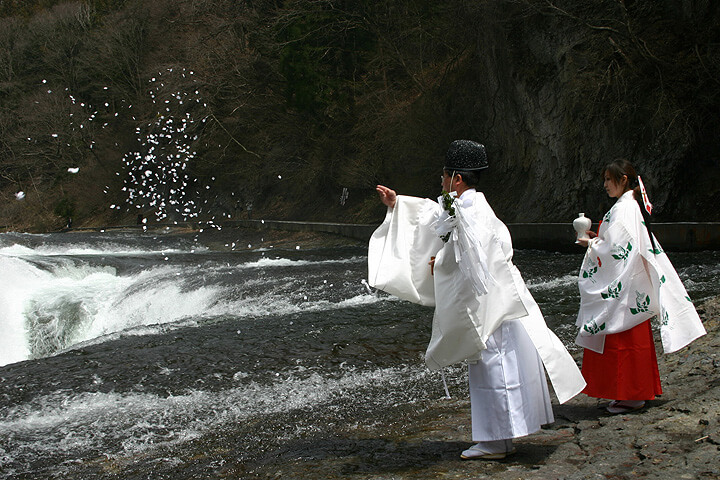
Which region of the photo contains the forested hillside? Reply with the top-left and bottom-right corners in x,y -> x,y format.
1,0 -> 719,231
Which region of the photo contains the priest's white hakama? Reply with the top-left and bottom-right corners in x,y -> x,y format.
368,190 -> 585,442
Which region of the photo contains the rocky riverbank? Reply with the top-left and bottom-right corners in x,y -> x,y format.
49,229 -> 720,480
3,228 -> 715,480
233,297 -> 719,480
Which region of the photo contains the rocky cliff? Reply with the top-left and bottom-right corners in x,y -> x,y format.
1,0 -> 718,230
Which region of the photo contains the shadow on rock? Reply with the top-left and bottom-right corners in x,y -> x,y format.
249,436 -> 561,479
271,437 -> 468,471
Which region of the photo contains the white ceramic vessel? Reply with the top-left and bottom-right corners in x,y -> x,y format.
573,213 -> 592,242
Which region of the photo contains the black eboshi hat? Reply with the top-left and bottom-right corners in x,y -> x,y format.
444,140 -> 489,171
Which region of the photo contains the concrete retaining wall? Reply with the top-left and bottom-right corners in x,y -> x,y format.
505,223 -> 720,252
228,219 -> 377,242
64,220 -> 720,252
229,220 -> 720,252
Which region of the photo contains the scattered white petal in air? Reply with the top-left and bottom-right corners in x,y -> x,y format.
67,167 -> 79,174
15,191 -> 25,200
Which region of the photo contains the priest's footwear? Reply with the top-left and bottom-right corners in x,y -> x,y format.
606,400 -> 645,414
460,440 -> 516,460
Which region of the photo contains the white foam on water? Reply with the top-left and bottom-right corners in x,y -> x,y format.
336,294 -> 386,308
204,292 -> 383,321
0,365 -> 427,463
0,244 -> 37,256
66,290 -> 389,350
0,234 -> 374,367
525,274 -> 578,291
0,254 -> 222,366
0,255 -> 130,365
84,275 -> 220,340
0,243 -> 188,257
238,256 -> 364,269
0,257 -> 45,365
0,246 -> 375,366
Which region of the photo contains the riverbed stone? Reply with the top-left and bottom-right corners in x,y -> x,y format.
25,293 -> 718,480
246,296 -> 720,479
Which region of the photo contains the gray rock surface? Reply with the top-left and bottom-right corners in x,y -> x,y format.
243,296 -> 719,479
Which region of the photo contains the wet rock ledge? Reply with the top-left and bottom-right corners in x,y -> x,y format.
244,296 -> 720,480
64,294 -> 719,480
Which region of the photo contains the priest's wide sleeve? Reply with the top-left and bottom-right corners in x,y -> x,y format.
368,196 -> 443,306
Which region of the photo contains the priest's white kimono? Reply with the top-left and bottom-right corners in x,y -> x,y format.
576,190 -> 706,353
368,189 -> 586,442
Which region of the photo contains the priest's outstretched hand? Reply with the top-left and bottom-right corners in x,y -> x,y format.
376,185 -> 397,208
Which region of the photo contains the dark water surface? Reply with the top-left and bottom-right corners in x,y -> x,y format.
0,230 -> 717,479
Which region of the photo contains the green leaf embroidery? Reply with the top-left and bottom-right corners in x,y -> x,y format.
603,209 -> 613,224
630,291 -> 651,315
611,242 -> 633,263
601,281 -> 622,299
582,257 -> 600,281
583,319 -> 606,335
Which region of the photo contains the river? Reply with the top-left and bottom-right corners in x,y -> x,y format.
0,229 -> 717,479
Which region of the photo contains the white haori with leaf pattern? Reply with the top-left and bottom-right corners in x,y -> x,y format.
576,190 -> 706,354
368,189 -> 586,403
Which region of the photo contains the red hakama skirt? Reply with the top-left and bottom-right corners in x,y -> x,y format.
581,320 -> 662,400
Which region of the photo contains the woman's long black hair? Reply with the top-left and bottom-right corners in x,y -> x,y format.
604,159 -> 659,254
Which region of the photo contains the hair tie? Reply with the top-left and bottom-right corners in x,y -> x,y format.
637,175 -> 653,215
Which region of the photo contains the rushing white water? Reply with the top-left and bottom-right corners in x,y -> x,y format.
0,364 -> 430,463
0,239 -> 377,367
525,274 -> 578,291
0,256 -> 213,366
0,243 -> 190,257
2,234 -> 714,370
1,232 -> 717,479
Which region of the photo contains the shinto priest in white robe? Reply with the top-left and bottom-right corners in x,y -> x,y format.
368,189 -> 586,441
576,190 -> 706,353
